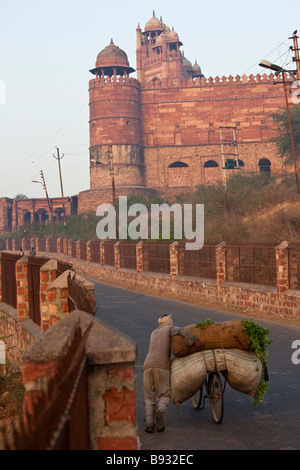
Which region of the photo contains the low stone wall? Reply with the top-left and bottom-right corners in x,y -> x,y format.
0,302 -> 41,372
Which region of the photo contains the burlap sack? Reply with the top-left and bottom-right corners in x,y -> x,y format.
170,352 -> 207,406
170,348 -> 262,406
171,320 -> 251,357
224,349 -> 262,397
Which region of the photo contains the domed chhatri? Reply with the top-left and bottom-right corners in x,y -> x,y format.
144,10 -> 164,32
90,39 -> 135,77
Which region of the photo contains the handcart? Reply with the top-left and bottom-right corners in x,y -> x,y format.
191,370 -> 227,424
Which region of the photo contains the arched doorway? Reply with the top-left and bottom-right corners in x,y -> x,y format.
259,158 -> 271,175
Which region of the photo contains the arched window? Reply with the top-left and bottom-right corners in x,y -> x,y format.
168,161 -> 189,168
204,160 -> 218,168
259,158 -> 271,175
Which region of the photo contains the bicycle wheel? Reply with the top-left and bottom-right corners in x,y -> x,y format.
191,386 -> 203,410
208,372 -> 224,424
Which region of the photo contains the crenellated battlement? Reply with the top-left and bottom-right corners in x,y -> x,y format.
89,75 -> 141,88
142,72 -> 293,89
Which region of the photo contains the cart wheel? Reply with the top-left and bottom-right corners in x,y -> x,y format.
208,372 -> 224,424
191,386 -> 203,410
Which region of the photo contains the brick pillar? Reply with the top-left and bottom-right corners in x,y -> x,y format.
57,238 -> 61,255
45,270 -> 72,326
21,239 -> 26,252
100,241 -> 105,266
67,240 -> 72,258
87,241 -> 91,264
216,241 -> 226,285
114,242 -> 120,270
275,241 -> 289,293
40,259 -> 60,332
16,256 -> 30,322
136,241 -> 143,273
5,240 -> 10,250
12,239 -> 17,252
45,238 -> 50,254
170,241 -> 179,278
63,238 -> 68,257
0,253 -> 2,301
76,240 -> 80,260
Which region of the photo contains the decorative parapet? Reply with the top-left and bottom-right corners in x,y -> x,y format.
143,72 -> 292,89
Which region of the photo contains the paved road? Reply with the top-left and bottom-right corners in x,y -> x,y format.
93,280 -> 300,450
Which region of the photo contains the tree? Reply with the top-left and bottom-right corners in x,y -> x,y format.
271,106 -> 300,165
15,194 -> 28,200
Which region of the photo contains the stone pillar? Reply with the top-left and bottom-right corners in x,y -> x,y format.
40,259 -> 60,332
16,256 -> 30,322
136,241 -> 143,273
100,241 -> 105,266
114,242 -> 120,270
275,241 -> 289,293
45,239 -> 50,254
216,241 -> 226,286
12,239 -> 17,252
21,239 -> 26,252
170,241 -> 179,278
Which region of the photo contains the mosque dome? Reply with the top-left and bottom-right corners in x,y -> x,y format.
145,11 -> 164,32
95,39 -> 130,68
167,27 -> 180,43
90,39 -> 135,75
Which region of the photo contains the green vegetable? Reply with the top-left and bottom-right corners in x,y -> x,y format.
242,319 -> 272,407
196,319 -> 213,329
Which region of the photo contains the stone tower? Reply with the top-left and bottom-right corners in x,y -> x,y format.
136,11 -> 203,84
89,39 -> 146,195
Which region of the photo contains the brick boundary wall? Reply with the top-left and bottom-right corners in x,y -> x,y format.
4,238 -> 300,319
45,239 -> 300,320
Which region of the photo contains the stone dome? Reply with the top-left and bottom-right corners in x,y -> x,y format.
144,12 -> 164,32
167,27 -> 180,43
193,60 -> 201,73
182,53 -> 193,70
95,39 -> 131,69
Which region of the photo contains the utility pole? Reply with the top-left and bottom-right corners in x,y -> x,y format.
40,170 -> 58,236
53,147 -> 67,231
290,30 -> 300,82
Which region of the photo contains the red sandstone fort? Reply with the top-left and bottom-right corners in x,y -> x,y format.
0,12 -> 293,234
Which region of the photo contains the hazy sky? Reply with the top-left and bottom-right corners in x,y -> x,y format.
0,0 -> 298,200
